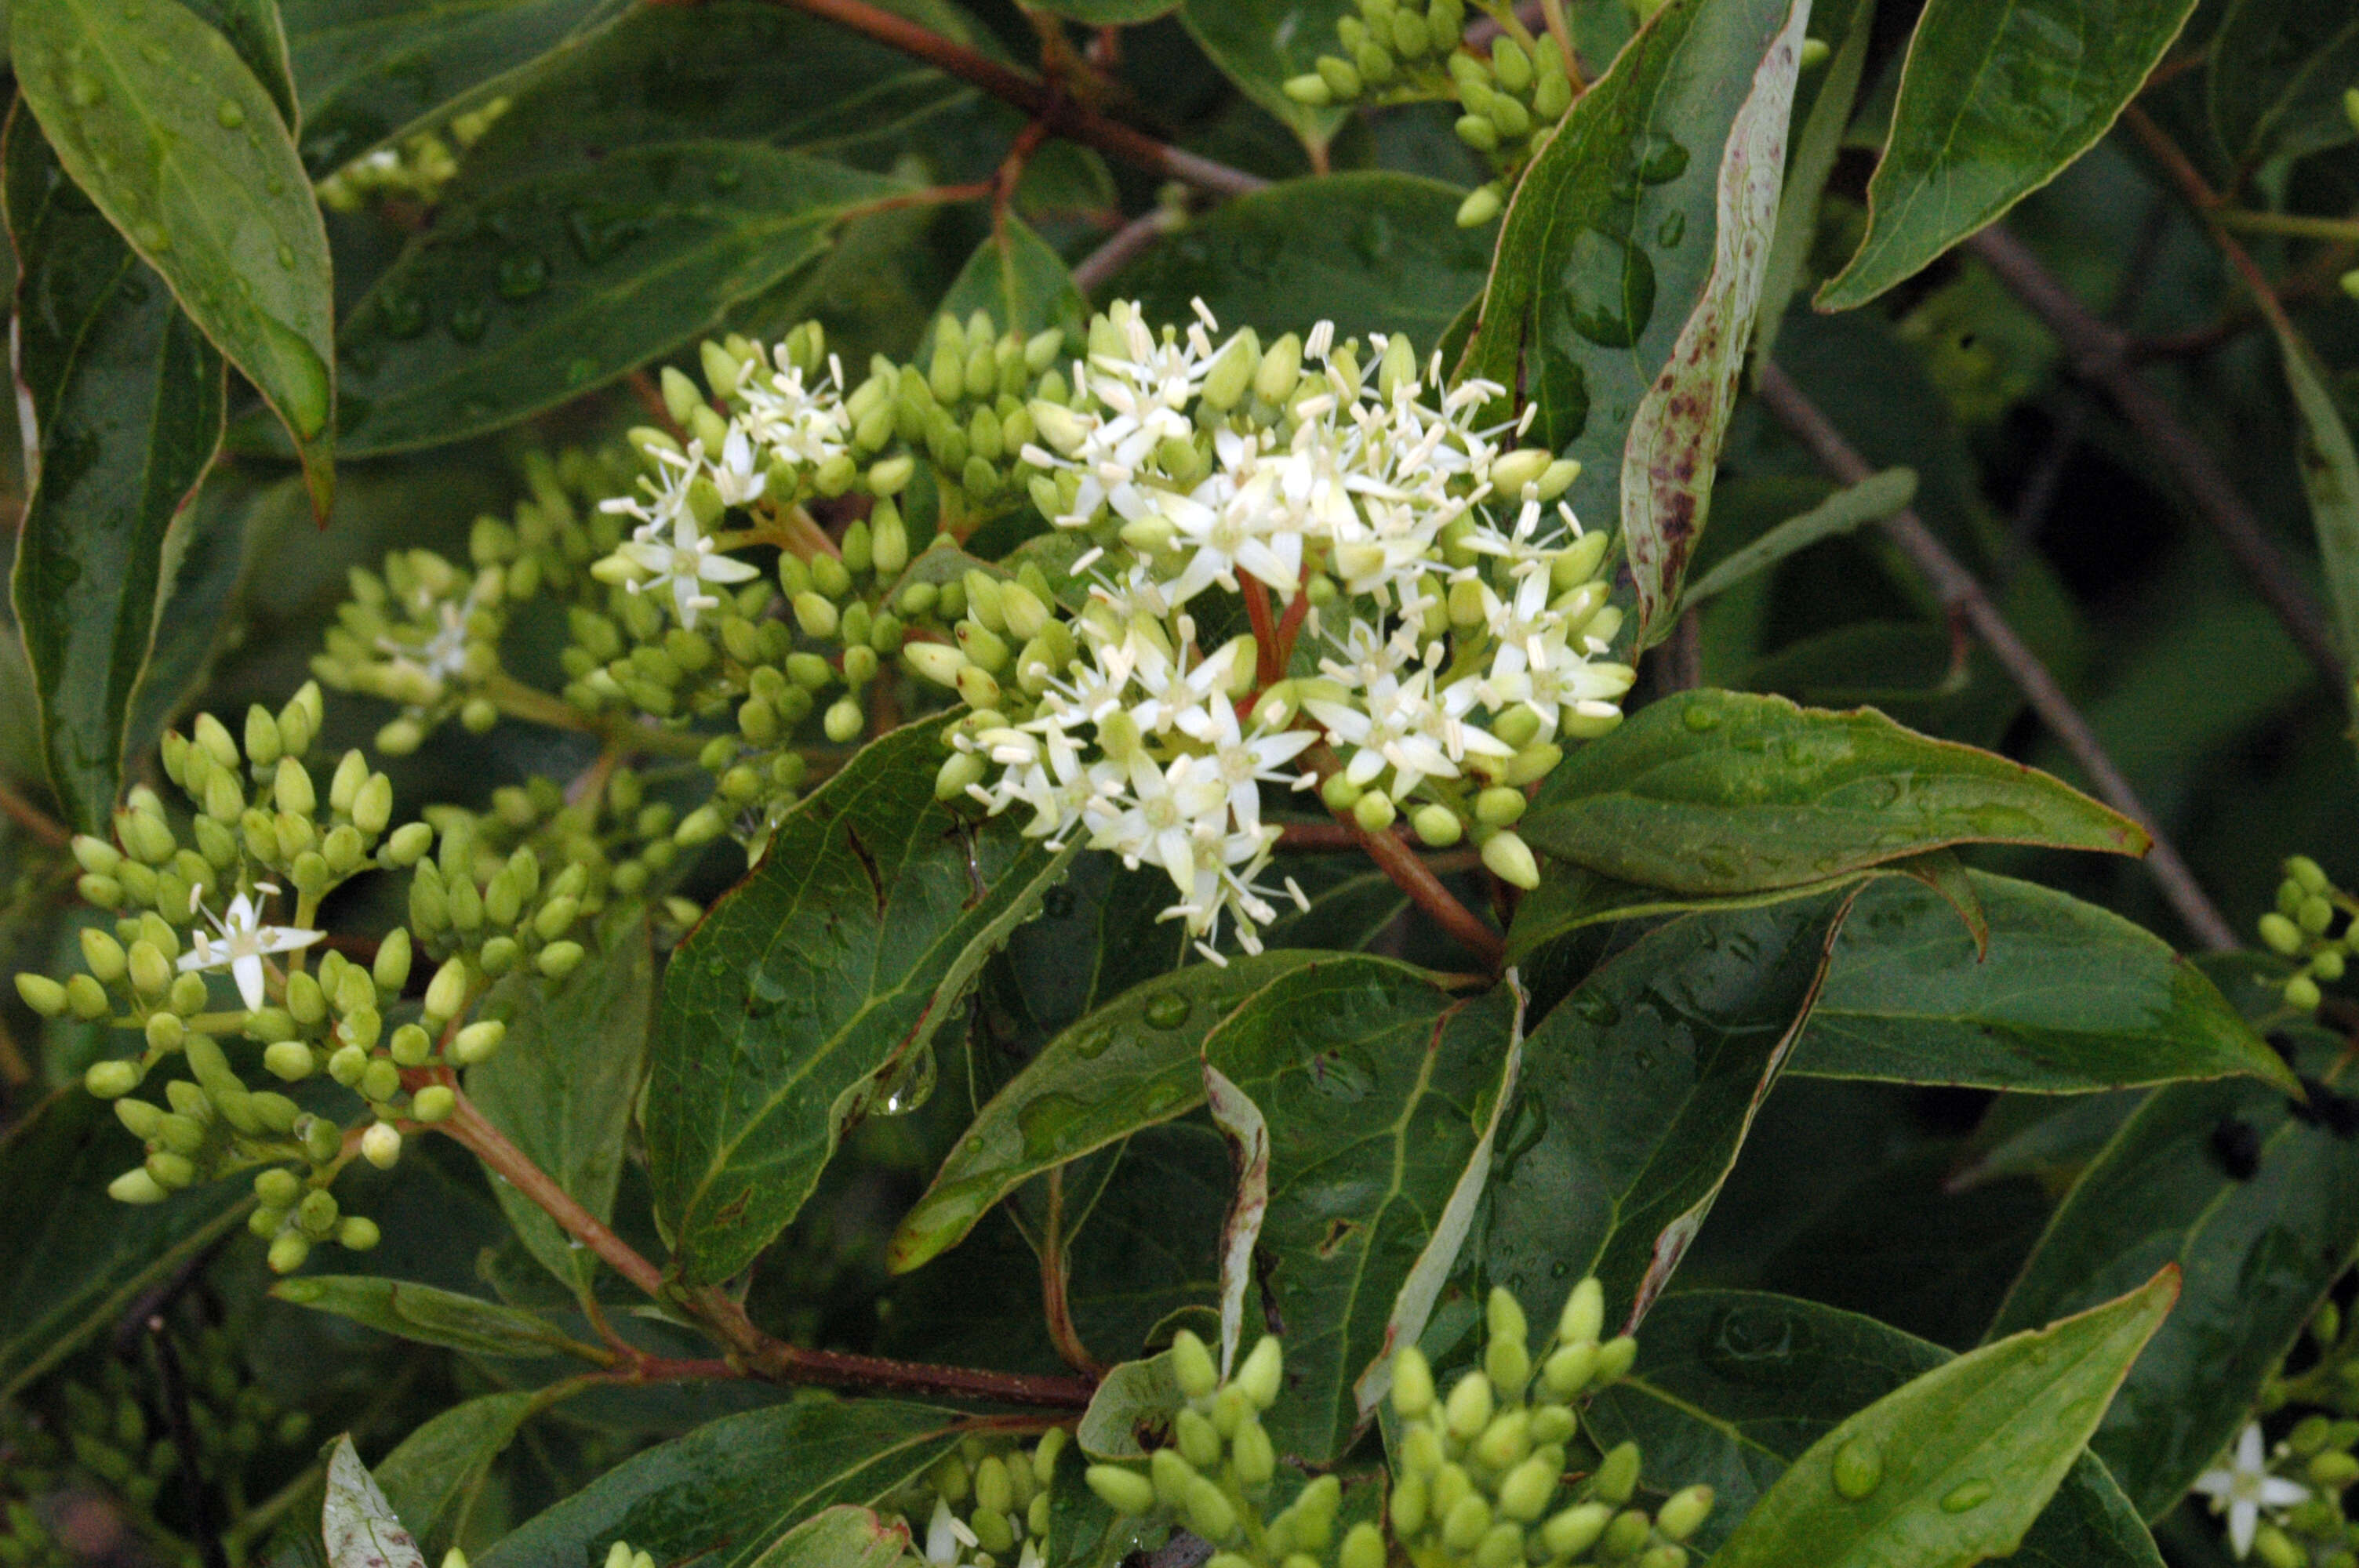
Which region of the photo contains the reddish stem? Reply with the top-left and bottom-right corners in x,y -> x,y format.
1242,577 -> 1281,687
442,1089 -> 669,1296
0,778 -> 71,848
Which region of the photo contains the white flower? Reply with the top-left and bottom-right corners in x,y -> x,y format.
613,497 -> 760,630
736,358 -> 849,469
178,888 -> 323,1011
2192,1423 -> 2309,1558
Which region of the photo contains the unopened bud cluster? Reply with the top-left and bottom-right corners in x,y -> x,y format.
1282,2 -> 1575,226
1387,1282 -> 1703,1568
10,691 -> 594,1269
1087,1332 -> 1383,1568
2258,855 -> 2354,1014
882,1429 -> 1066,1566
2207,1298 -> 2359,1565
316,97 -> 507,212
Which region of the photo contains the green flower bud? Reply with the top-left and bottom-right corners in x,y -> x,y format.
111,1167 -> 170,1204
82,927 -> 129,985
423,958 -> 470,1024
453,1021 -> 505,1065
791,592 -> 840,639
337,1217 -> 383,1252
267,1232 -> 311,1274
822,695 -> 863,744
537,942 -> 586,979
362,1120 -> 402,1168
1592,1441 -> 1641,1505
1185,1475 -> 1238,1542
1086,1465 -> 1156,1516
16,973 -> 68,1017
85,1060 -> 141,1099
1604,1509 -> 1653,1559
67,974 -> 111,1019
1176,1408 -> 1223,1470
1656,1484 -> 1713,1541
1445,1368 -> 1494,1439
123,808 -> 176,864
296,1188 -> 340,1237
1457,184 -> 1503,227
1238,1334 -> 1284,1409
1594,1334 -> 1638,1384
146,1150 -> 195,1189
1543,1502 -> 1612,1559
936,751 -> 987,802
262,1040 -> 314,1082
1441,1493 -> 1492,1552
1481,829 -> 1541,890
412,1086 -> 456,1123
193,712 -> 241,770
1456,112 -> 1501,151
1283,72 -> 1334,105
1353,790 -> 1398,833
1230,1417 -> 1276,1486
1256,333 -> 1304,404
1172,1328 -> 1219,1399
1337,1523 -> 1384,1568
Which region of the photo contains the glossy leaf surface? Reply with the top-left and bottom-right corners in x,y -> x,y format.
1521,690 -> 2147,895
4,109 -> 224,833
648,720 -> 1078,1286
0,1090 -> 252,1396
1792,872 -> 2291,1093
1460,0 -> 1798,539
332,145 -> 896,455
13,0 -> 336,507
467,908 -> 655,1291
374,1392 -> 544,1559
1817,0 -> 2198,309
889,949 -> 1324,1273
1482,891 -> 1855,1331
1991,1076 -> 2359,1517
1711,1272 -> 2175,1566
2267,313 -> 2359,683
1588,1290 -> 2162,1562
1203,962 -> 1521,1461
1177,0 -> 1350,151
2206,0 -> 2359,172
939,216 -> 1086,343
474,1400 -> 966,1568
271,1276 -> 582,1358
1121,174 -> 1494,347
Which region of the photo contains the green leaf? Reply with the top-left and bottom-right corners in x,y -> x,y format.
2264,311 -> 2359,686
1521,690 -> 2149,896
474,1400 -> 968,1568
466,908 -> 654,1292
746,1508 -> 909,1568
325,1435 -> 427,1568
1026,0 -> 1176,20
889,949 -> 1324,1274
1481,890 -> 1856,1332
122,471 -> 255,768
649,718 -> 1079,1287
1620,0 -> 1808,648
1790,871 -> 2293,1094
1707,1270 -> 2177,1567
0,1089 -> 252,1398
329,145 -> 897,456
1200,963 -> 1521,1461
1990,1076 -> 2359,1518
271,1276 -> 586,1358
279,0 -> 623,175
1118,173 -> 1495,348
1075,1348 -> 1183,1459
2205,0 -> 2359,172
1505,865 -> 1863,966
1459,0 -> 1800,540
1589,1290 -> 2163,1564
1177,0 -> 1350,151
939,216 -> 1086,343
1816,0 -> 2199,310
373,1392 -> 543,1560
4,107 -> 224,834
444,0 -> 985,191
185,0 -> 296,129
1681,468 -> 1917,608
1750,0 -> 1874,374
13,0 -> 336,510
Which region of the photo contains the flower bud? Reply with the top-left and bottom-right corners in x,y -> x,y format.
1353,790 -> 1397,833
1457,184 -> 1503,227
1238,1334 -> 1284,1409
1543,1502 -> 1612,1559
1150,1446 -> 1194,1506
1441,1494 -> 1491,1553
1185,1475 -> 1238,1543
16,974 -> 68,1016
1086,1465 -> 1156,1516
85,1060 -> 141,1099
1475,786 -> 1528,827
1232,1417 -> 1276,1486
1337,1523 -> 1384,1568
453,1020 -> 506,1065
904,641 -> 965,688
81,927 -> 128,985
67,974 -> 110,1019
423,958 -> 470,1024
1591,1441 -> 1641,1505
338,1216 -> 383,1252
1594,1334 -> 1638,1384
1481,830 -> 1541,890
261,1040 -> 314,1082
267,1232 -> 311,1274
362,1121 -> 403,1169
537,942 -> 586,979
1445,1369 -> 1494,1439
1656,1484 -> 1713,1541
412,1086 -> 456,1123
1172,1329 -> 1219,1399
1176,1407 -> 1222,1470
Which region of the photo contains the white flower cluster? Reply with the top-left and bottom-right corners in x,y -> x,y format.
591,328 -> 860,630
925,302 -> 1635,960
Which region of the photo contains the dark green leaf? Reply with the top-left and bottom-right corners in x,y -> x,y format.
745,1508 -> 909,1568
122,470 -> 255,768
1681,468 -> 1917,608
1522,690 -> 2148,896
1708,1270 -> 2176,1566
271,1276 -> 585,1358
939,216 -> 1085,343
2265,310 -> 2359,684
445,0 -> 985,191
1481,890 -> 1856,1330
329,145 -> 896,456
1459,0 -> 1799,539
373,1392 -> 543,1559
185,0 -> 296,128
1990,1076 -> 2359,1517
1506,864 -> 1863,965
4,108 -> 224,833
0,1090 -> 253,1397
1119,172 -> 1493,347
13,0 -> 336,509
1075,1347 -> 1183,1459
1590,1290 -> 2162,1564
1176,0 -> 1350,151
1026,0 -> 1176,20
1201,963 -> 1520,1461
467,908 -> 654,1292
1791,872 -> 2292,1093
2206,0 -> 2359,172
474,1400 -> 967,1568
1620,0 -> 1808,646
1816,0 -> 2199,310
649,719 -> 1078,1287
279,0 -> 624,175
1750,0 -> 1874,372
889,950 -> 1323,1274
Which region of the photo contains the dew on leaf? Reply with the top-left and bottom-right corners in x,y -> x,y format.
216,100 -> 245,129
496,252 -> 549,300
1939,1480 -> 1991,1513
1831,1439 -> 1882,1500
1144,991 -> 1192,1029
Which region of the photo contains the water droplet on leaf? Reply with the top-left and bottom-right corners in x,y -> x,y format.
1939,1481 -> 1991,1513
1144,992 -> 1191,1029
496,252 -> 548,300
1831,1439 -> 1881,1500
216,99 -> 245,129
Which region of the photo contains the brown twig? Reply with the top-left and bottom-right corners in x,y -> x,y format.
1961,221 -> 2346,691
0,775 -> 71,848
441,1088 -> 672,1297
1073,205 -> 1184,297
1306,750 -> 1506,967
767,0 -> 1269,198
1038,1167 -> 1104,1376
1757,363 -> 2240,953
